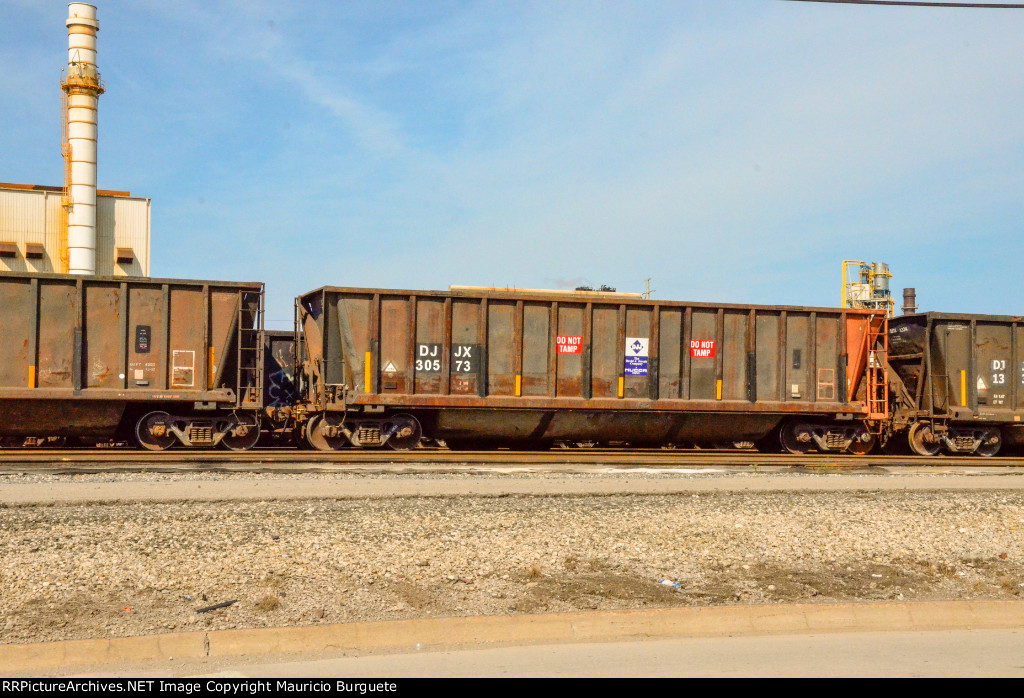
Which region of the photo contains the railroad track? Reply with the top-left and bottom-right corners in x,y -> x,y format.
1,447 -> 1024,471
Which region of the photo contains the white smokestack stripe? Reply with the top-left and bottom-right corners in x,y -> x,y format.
64,2 -> 102,275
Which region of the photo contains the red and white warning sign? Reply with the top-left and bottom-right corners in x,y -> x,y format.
556,335 -> 583,354
690,339 -> 716,358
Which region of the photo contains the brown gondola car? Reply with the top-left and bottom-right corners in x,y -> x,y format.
294,286 -> 888,452
0,271 -> 264,450
888,312 -> 1024,456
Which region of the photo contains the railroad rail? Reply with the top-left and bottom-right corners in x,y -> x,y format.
1,447 -> 1024,470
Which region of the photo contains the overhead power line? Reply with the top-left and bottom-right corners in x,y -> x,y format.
784,1 -> 1024,7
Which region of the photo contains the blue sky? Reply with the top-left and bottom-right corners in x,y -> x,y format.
2,1 -> 1022,328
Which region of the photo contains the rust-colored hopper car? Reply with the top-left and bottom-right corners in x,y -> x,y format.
294,286 -> 888,453
0,272 -> 264,450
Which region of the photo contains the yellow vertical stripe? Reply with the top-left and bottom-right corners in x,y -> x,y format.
716,379 -> 722,400
208,347 -> 215,387
365,352 -> 373,393
28,366 -> 35,389
961,370 -> 967,407
618,376 -> 624,398
515,375 -> 522,397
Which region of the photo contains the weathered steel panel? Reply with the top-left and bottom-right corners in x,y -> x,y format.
37,280 -> 76,388
939,320 -> 970,413
451,299 -> 481,396
0,272 -> 263,439
622,306 -> 650,399
0,277 -> 32,388
380,297 -> 410,394
415,297 -> 445,394
591,305 -> 618,398
298,286 -> 884,448
487,301 -> 515,395
348,295 -> 372,394
127,284 -> 163,389
786,313 -> 808,401
1016,324 -> 1024,412
815,315 -> 838,402
557,303 -> 584,397
84,282 -> 121,388
433,409 -> 782,445
975,321 -> 1012,415
210,288 -> 241,389
169,287 -> 204,389
689,309 -> 716,400
2,399 -> 125,436
890,312 -> 1024,425
658,308 -> 682,400
755,313 -> 780,402
722,310 -> 746,401
521,303 -> 549,396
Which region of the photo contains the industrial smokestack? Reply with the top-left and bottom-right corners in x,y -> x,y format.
62,3 -> 104,275
902,287 -> 918,315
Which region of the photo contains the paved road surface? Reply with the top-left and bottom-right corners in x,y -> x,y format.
98,628 -> 1024,677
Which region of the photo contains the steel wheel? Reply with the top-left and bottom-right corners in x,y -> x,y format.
220,415 -> 261,451
305,414 -> 349,451
386,414 -> 422,451
908,422 -> 941,457
135,411 -> 177,451
847,431 -> 876,455
779,422 -> 812,455
975,430 -> 1002,457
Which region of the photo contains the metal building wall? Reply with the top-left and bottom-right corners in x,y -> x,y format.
96,195 -> 150,277
0,185 -> 150,276
0,189 -> 46,267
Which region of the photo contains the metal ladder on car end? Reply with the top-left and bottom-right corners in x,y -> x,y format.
236,290 -> 265,409
866,315 -> 889,426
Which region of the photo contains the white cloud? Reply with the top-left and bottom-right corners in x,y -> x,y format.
10,1 -> 1023,319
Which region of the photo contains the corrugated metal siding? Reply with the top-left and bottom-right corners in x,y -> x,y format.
0,187 -> 150,276
0,189 -> 51,273
44,193 -> 63,273
97,195 -> 150,276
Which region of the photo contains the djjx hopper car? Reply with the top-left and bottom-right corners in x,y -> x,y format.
888,311 -> 1024,456
0,272 -> 265,450
293,286 -> 889,453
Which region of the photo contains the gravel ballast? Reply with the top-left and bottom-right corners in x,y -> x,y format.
2,473 -> 1024,644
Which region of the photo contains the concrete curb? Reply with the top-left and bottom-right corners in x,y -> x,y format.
4,599 -> 1024,674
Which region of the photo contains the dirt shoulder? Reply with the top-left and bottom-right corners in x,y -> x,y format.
2,480 -> 1023,644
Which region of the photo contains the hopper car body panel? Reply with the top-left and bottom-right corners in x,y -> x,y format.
889,312 -> 1024,455
296,286 -> 887,452
0,272 -> 264,449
